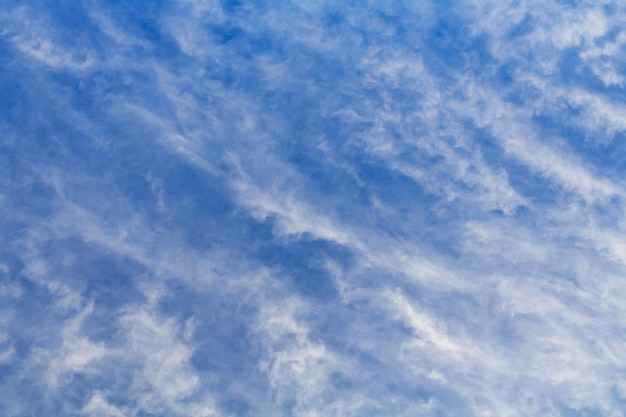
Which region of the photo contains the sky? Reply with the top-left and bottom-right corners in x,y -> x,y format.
2,1 -> 626,416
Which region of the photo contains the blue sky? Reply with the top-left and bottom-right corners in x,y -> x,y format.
2,1 -> 626,416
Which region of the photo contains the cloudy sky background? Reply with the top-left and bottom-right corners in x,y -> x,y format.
2,1 -> 626,416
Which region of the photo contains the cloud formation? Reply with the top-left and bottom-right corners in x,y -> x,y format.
2,1 -> 626,416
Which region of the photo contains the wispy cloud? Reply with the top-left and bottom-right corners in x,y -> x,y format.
3,1 -> 626,416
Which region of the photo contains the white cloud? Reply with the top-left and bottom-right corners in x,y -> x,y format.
457,89 -> 624,203
119,305 -> 211,415
0,335 -> 15,365
385,289 -> 459,353
1,5 -> 95,70
229,163 -> 351,245
52,327 -> 107,376
26,302 -> 109,389
81,392 -> 127,417
254,294 -> 340,417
